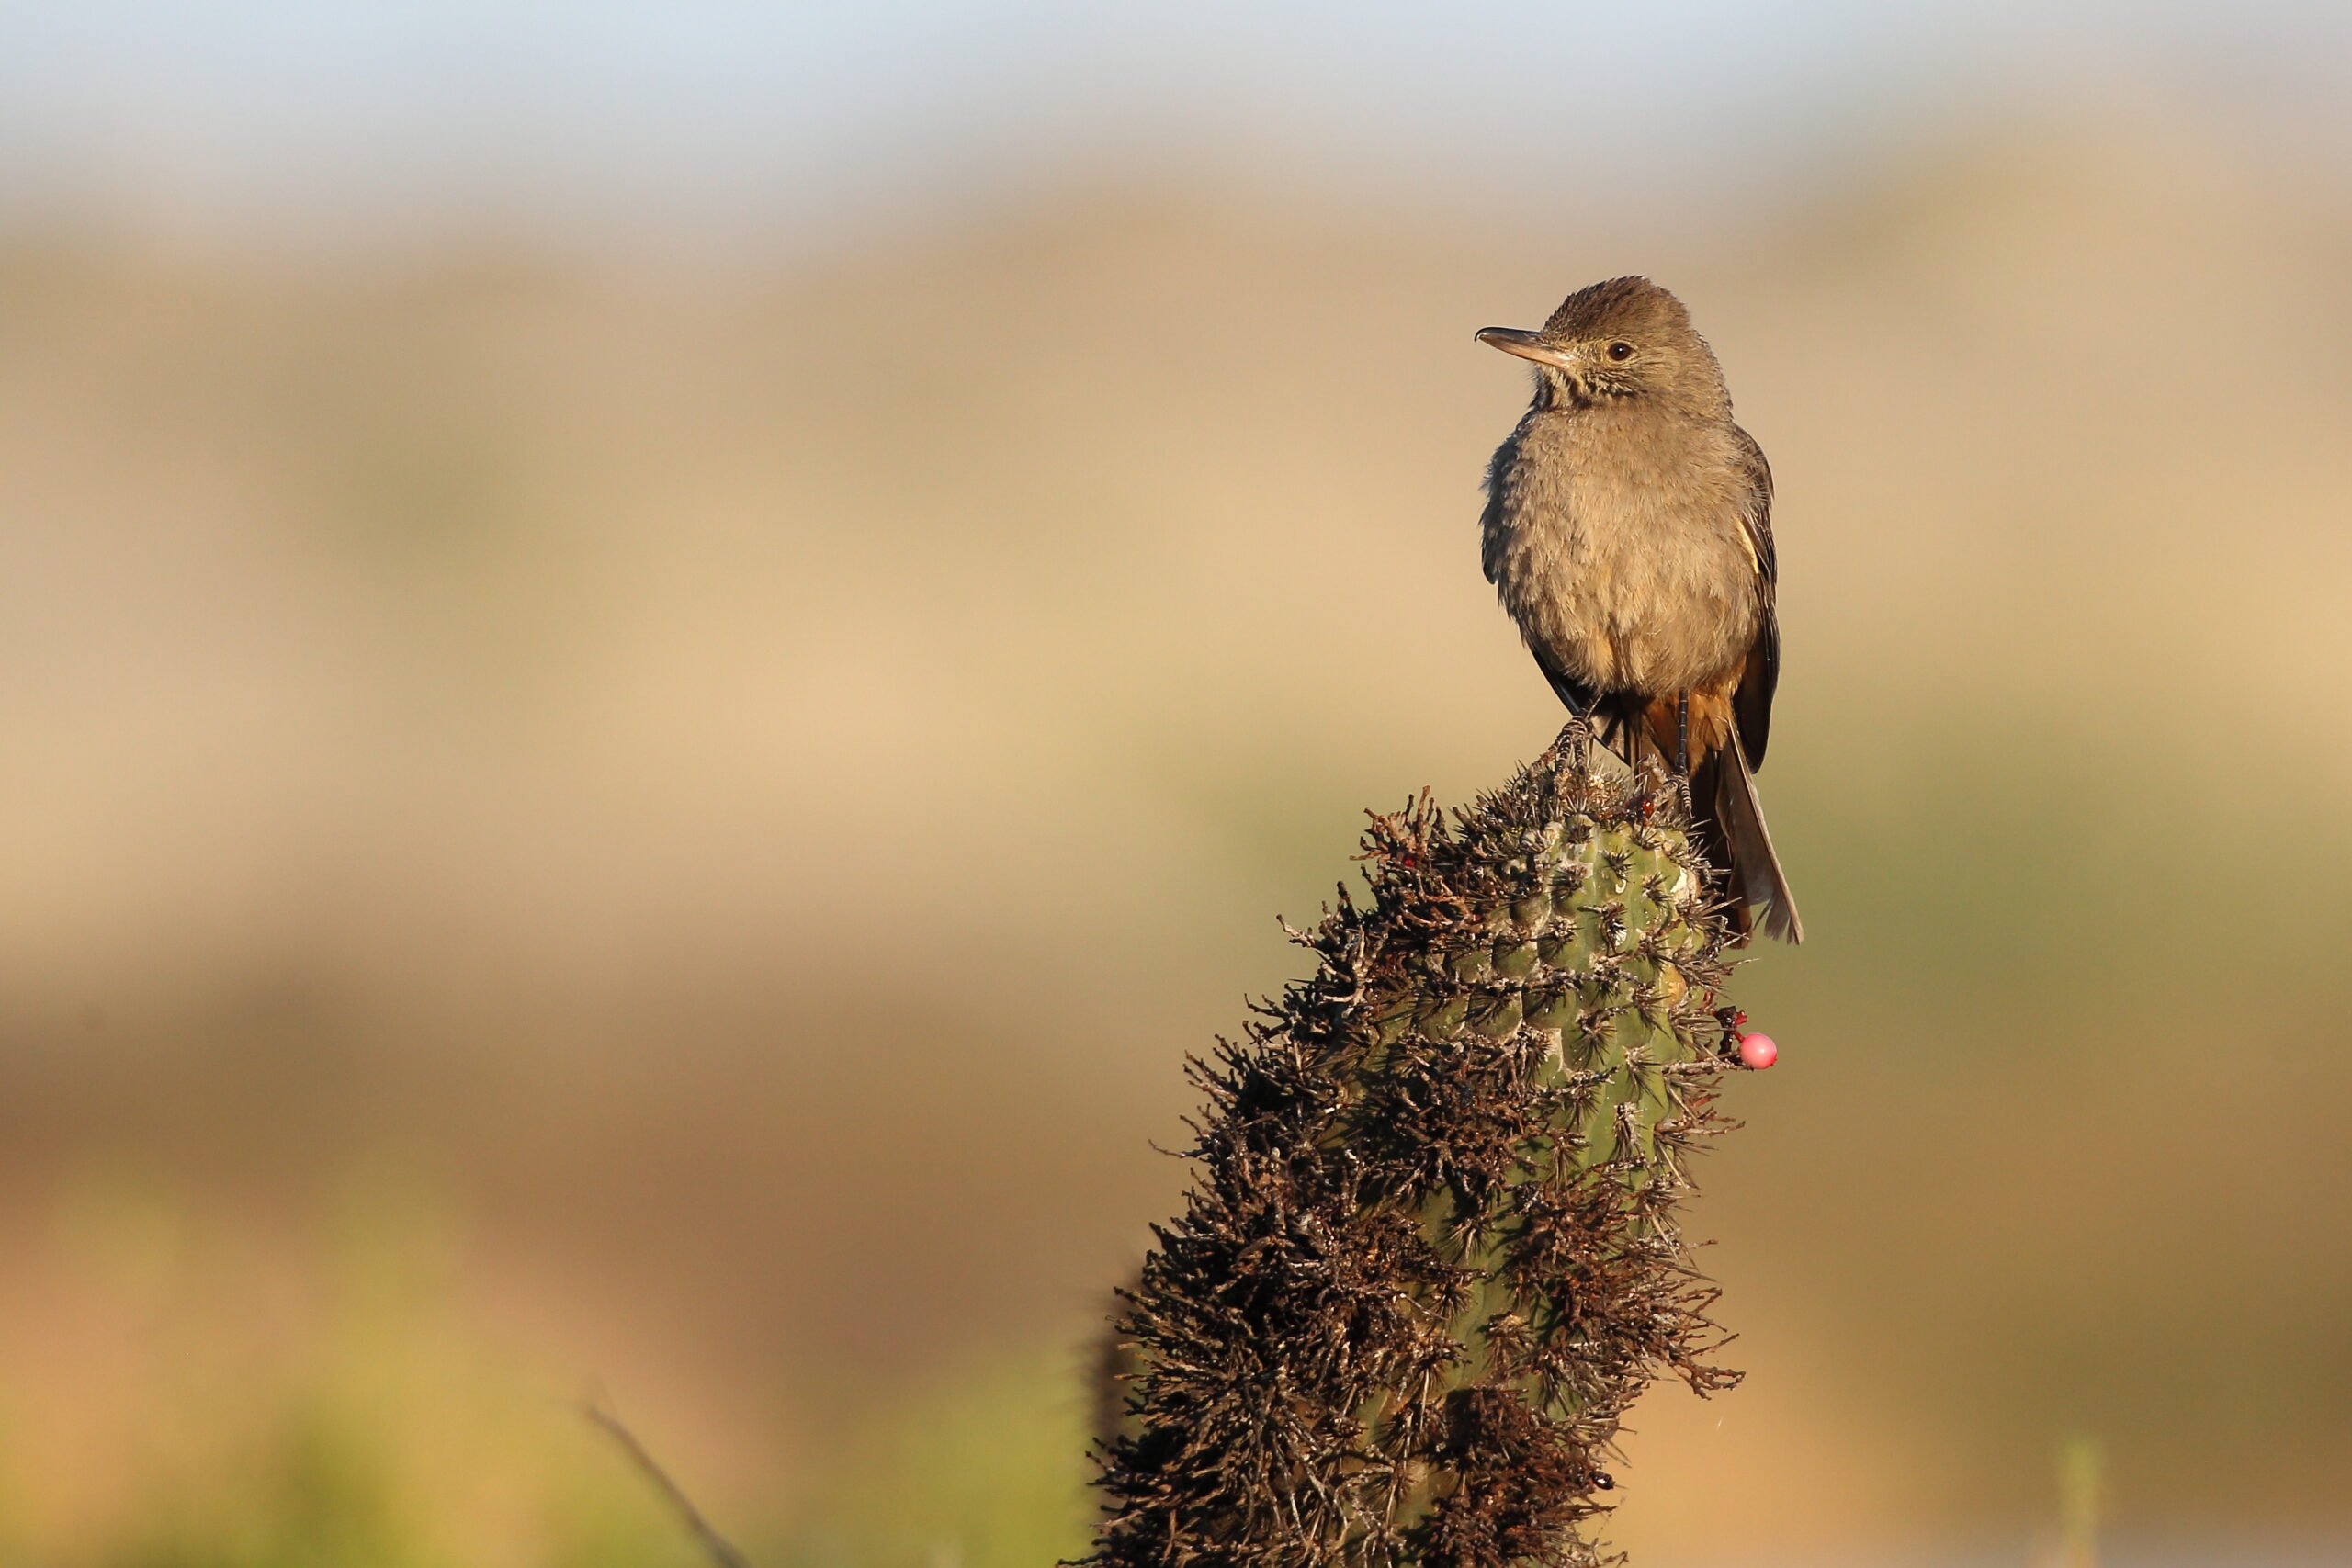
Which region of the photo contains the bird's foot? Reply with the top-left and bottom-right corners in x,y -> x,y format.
1549,714 -> 1599,784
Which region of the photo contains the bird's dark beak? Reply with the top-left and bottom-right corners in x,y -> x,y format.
1476,327 -> 1577,371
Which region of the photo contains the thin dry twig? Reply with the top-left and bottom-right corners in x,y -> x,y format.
583,1397 -> 757,1568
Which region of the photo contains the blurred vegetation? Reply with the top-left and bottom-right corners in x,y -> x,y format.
2,1168 -> 1094,1568
10,1170 -> 684,1568
781,1349 -> 1094,1568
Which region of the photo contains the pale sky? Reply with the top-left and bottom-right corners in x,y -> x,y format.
0,1 -> 2344,252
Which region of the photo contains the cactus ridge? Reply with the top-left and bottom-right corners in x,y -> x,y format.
1088,739 -> 1748,1568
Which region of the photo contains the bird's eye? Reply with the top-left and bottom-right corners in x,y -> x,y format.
1605,341 -> 1635,361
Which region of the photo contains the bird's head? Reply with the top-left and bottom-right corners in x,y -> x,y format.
1476,276 -> 1728,414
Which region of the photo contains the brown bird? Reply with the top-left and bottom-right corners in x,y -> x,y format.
1477,276 -> 1801,942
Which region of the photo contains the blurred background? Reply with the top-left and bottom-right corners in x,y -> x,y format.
0,3 -> 2348,1564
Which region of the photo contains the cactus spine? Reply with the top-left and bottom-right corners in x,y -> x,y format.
1089,737 -> 1748,1568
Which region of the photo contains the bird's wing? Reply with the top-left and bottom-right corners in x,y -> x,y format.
1729,423 -> 1779,770
1530,642 -> 1603,723
1477,426 -> 1521,586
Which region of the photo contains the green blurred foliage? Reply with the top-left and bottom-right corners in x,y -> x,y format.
0,1167 -> 1092,1568
775,1348 -> 1094,1568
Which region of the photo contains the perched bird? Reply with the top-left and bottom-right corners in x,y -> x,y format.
1477,276 -> 1801,942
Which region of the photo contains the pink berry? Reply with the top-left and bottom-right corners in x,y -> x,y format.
1737,1033 -> 1778,1070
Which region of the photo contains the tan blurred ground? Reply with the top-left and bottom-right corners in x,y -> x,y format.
0,111 -> 2347,1562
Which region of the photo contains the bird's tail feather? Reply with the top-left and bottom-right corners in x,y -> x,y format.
1704,737 -> 1803,944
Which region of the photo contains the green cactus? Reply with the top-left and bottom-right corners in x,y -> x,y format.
1088,733 -> 1751,1568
